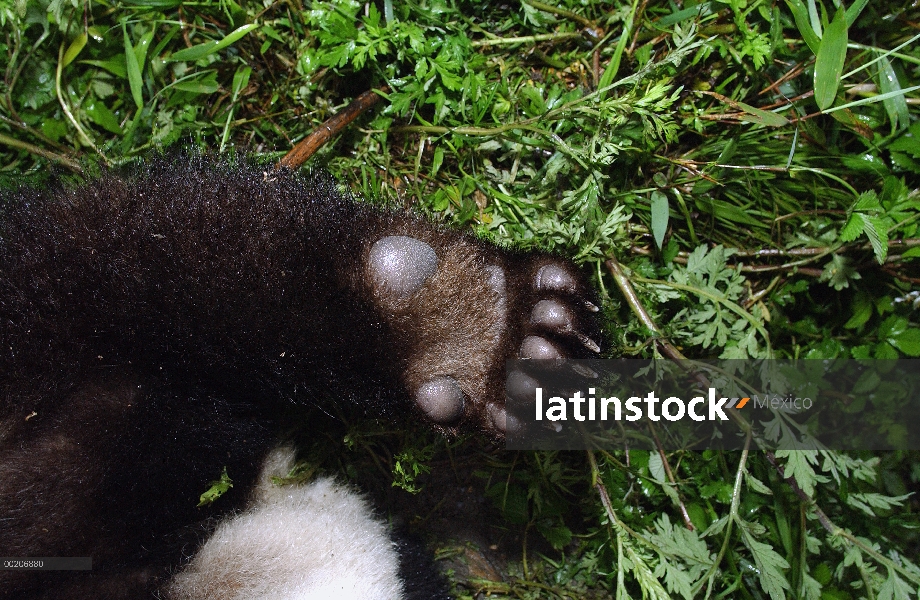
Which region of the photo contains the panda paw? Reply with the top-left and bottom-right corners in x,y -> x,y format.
365,234 -> 601,437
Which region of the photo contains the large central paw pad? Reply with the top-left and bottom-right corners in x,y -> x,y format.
368,236 -> 438,298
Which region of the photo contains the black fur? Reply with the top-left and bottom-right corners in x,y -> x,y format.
395,533 -> 453,600
0,153 -> 600,598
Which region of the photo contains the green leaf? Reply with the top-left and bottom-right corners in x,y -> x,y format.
134,30 -> 154,73
879,315 -> 907,339
168,23 -> 259,62
838,214 -> 864,242
261,25 -> 285,43
876,54 -> 910,132
846,492 -> 910,516
845,0 -> 870,27
702,91 -> 788,127
431,145 -> 444,179
889,134 -> 920,158
852,369 -> 881,395
740,524 -> 791,600
775,450 -> 819,496
734,100 -> 789,127
874,341 -> 900,359
173,71 -> 220,94
744,472 -> 774,495
599,0 -> 639,92
536,522 -> 572,551
889,328 -> 920,356
844,293 -> 872,329
877,568 -> 915,600
852,189 -> 880,211
814,8 -> 848,110
851,344 -> 872,359
890,151 -> 920,174
819,254 -> 860,290
80,57 -> 128,78
435,65 -> 462,91
650,191 -> 669,250
695,197 -> 766,228
861,215 -> 889,264
231,64 -> 251,99
800,572 -> 822,600
62,32 -> 87,68
648,450 -> 666,483
785,0 -> 821,54
197,466 -> 233,507
84,100 -> 123,134
123,24 -> 144,110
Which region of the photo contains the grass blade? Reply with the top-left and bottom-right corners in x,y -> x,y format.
784,0 -> 821,54
598,0 -> 640,93
823,83 -> 920,113
876,53 -> 909,132
134,29 -> 154,78
701,91 -> 789,127
806,0 -> 822,37
845,0 -> 870,27
123,23 -> 143,110
232,65 -> 251,99
814,8 -> 848,111
62,32 -> 87,68
168,23 -> 258,62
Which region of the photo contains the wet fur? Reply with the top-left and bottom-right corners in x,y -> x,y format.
0,153 -> 599,598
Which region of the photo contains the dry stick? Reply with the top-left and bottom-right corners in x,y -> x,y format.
278,86 -> 389,170
0,132 -> 82,173
604,254 -> 695,531
524,0 -> 595,29
605,255 -> 688,363
758,61 -> 808,96
646,421 -> 695,531
882,264 -> 920,285
630,238 -> 920,275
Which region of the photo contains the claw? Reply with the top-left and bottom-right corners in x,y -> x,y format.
584,300 -> 600,312
575,332 -> 601,354
571,362 -> 599,378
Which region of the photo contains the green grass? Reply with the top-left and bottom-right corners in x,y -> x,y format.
2,0 -> 919,597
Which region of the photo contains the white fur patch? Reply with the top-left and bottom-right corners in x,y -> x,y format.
166,448 -> 405,600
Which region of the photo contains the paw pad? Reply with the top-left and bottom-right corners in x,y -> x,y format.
364,230 -> 602,438
535,264 -> 577,293
414,376 -> 465,424
520,335 -> 563,360
368,236 -> 437,298
530,300 -> 573,329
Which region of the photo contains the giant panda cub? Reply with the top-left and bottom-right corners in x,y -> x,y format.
0,153 -> 601,599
